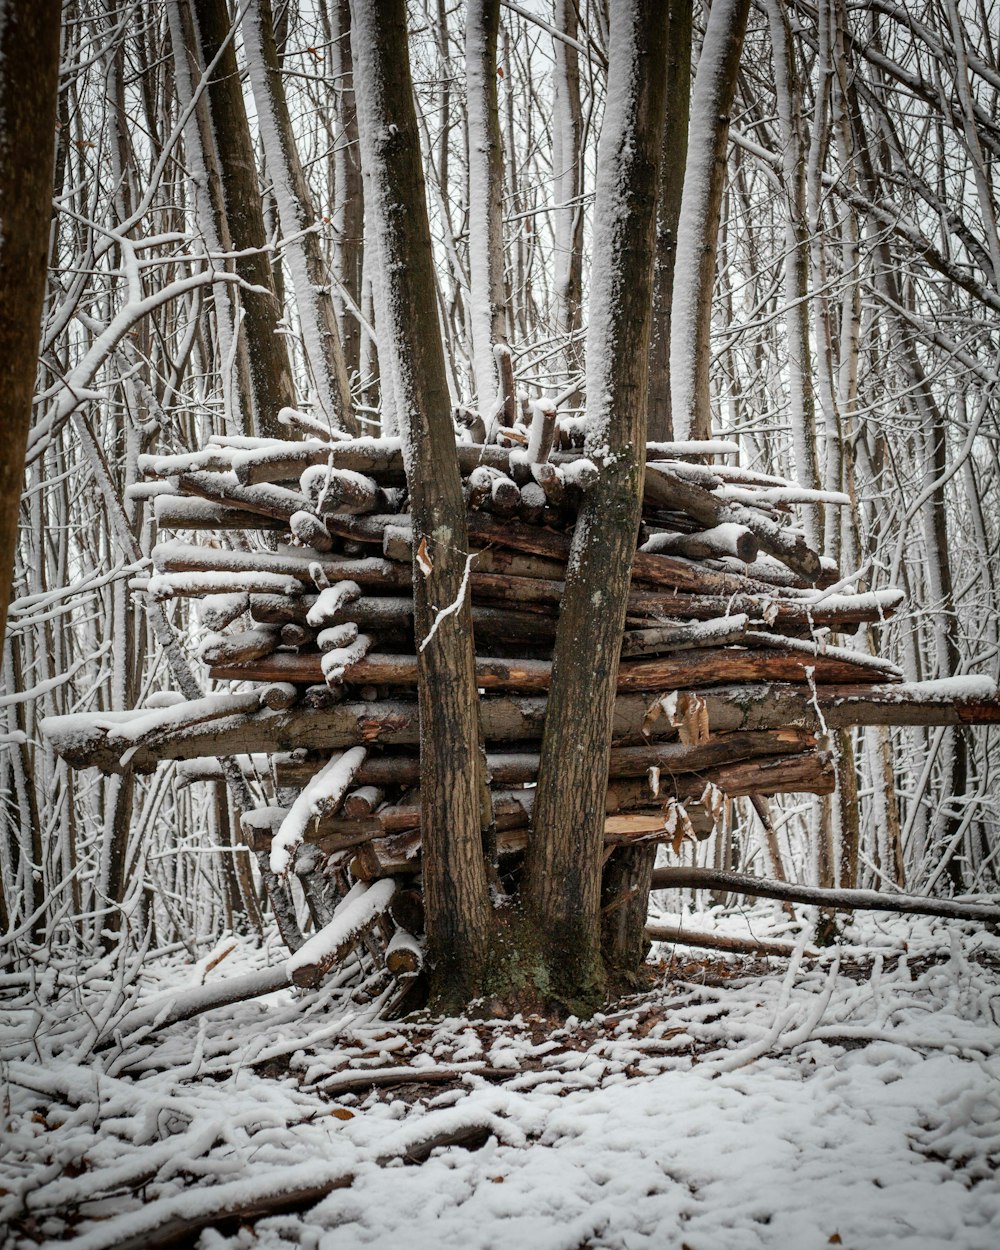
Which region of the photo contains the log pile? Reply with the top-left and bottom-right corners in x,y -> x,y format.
42,411 -> 1000,986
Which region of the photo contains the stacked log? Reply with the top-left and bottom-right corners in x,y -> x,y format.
41,417 -> 1000,985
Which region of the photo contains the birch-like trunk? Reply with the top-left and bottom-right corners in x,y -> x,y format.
243,0 -> 357,434
331,0 -> 365,383
551,0 -> 585,382
670,0 -> 749,441
466,0 -> 507,416
766,0 -> 822,548
167,0 -> 251,436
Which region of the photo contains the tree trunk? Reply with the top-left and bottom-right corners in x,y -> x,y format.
242,0 -> 357,434
0,0 -> 61,649
551,0 -> 585,391
647,0 -> 692,442
331,0 -> 365,384
189,0 -> 296,437
525,0 -> 672,1012
466,0 -> 507,416
670,0 -> 750,441
351,0 -> 492,1010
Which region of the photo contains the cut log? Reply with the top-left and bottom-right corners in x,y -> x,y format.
147,571 -> 303,600
621,614 -> 750,656
300,464 -> 393,516
153,540 -> 411,592
464,512 -> 791,599
343,785 -> 385,817
229,438 -> 518,486
176,470 -> 310,523
199,627 -> 281,666
199,593 -> 249,631
42,680 -> 1000,774
348,804 -> 714,882
289,510 -> 334,551
269,747 -> 368,874
640,523 -> 758,564
153,494 -> 286,532
606,751 -> 835,805
645,463 -> 823,582
236,729 -> 814,795
287,879 -> 396,987
385,928 -> 423,976
208,646 -> 902,692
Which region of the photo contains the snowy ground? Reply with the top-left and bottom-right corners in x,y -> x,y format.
2,904 -> 999,1250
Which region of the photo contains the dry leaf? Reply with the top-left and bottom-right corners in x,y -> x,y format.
416,536 -> 433,577
677,692 -> 710,746
330,1107 -> 355,1121
828,1236 -> 843,1246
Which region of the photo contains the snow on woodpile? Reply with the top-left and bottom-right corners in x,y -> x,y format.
39,414 -> 1000,989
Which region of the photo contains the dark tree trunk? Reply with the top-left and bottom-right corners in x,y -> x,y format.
0,0 -> 61,649
351,0 -> 492,1010
647,0 -> 693,442
525,0 -> 672,1013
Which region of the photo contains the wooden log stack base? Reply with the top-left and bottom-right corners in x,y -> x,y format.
45,424 -> 1000,985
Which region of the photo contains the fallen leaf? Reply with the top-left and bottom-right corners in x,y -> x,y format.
331,1108 -> 354,1121
416,536 -> 433,577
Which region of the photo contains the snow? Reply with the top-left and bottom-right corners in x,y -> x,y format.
321,634 -> 372,683
647,439 -> 742,458
270,747 -> 368,875
286,879 -> 396,980
4,910 -> 1000,1249
307,581 -> 363,626
862,676 -> 998,703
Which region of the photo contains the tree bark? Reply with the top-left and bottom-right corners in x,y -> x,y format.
647,0 -> 693,442
242,0 -> 357,434
670,0 -> 750,441
466,0 -> 507,414
525,0 -> 672,1011
332,0 -> 365,383
190,0 -> 297,437
0,0 -> 61,650
551,0 -> 585,390
351,0 -> 492,1008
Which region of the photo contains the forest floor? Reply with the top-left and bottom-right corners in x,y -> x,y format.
2,903 -> 999,1250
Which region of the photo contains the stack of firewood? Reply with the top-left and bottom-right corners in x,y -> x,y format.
49,407 -> 964,978
141,415 -> 902,840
